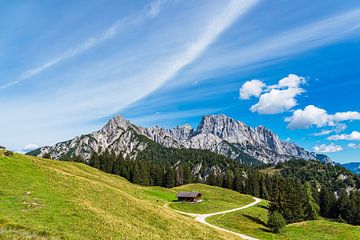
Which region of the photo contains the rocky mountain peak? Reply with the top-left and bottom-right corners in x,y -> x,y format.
170,124 -> 194,141
102,115 -> 131,133
197,114 -> 251,144
198,114 -> 240,133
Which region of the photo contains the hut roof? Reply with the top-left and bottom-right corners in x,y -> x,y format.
176,191 -> 201,198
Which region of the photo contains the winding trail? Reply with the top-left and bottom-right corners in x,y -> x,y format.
165,197 -> 261,240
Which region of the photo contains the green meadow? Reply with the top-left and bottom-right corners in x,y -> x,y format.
0,151 -> 238,240
169,184 -> 254,214
207,200 -> 360,240
1,150 -> 359,240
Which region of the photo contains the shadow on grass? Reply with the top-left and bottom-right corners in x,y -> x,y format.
260,205 -> 269,210
243,214 -> 267,226
259,227 -> 273,233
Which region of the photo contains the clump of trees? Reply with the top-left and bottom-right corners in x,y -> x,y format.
268,177 -> 360,226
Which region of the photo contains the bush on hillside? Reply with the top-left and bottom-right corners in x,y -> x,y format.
42,153 -> 51,159
268,211 -> 286,233
4,151 -> 13,157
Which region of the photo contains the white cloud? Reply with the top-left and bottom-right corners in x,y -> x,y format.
240,74 -> 306,114
328,131 -> 360,141
286,105 -> 328,129
348,143 -> 360,149
311,124 -> 347,136
331,112 -> 360,122
239,79 -> 265,99
286,105 -> 360,129
272,74 -> 306,89
250,87 -> 304,114
311,129 -> 333,136
313,143 -> 343,153
22,144 -> 39,152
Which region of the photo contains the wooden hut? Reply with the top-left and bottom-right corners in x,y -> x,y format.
176,192 -> 202,202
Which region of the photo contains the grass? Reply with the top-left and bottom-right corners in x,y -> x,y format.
169,184 -> 254,214
0,151 -> 239,240
207,200 -> 360,240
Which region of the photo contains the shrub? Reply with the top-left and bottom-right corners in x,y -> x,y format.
4,151 -> 13,157
268,211 -> 286,233
42,153 -> 51,159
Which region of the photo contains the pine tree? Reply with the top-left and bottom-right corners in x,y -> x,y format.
319,186 -> 336,218
233,169 -> 245,193
337,189 -> 349,220
207,169 -> 217,186
89,152 -> 100,169
268,211 -> 286,233
182,163 -> 192,184
164,165 -> 176,188
259,175 -> 269,200
131,162 -> 143,185
223,170 -> 233,189
303,182 -> 319,220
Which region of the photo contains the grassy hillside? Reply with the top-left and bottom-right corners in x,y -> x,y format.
0,151 -> 239,240
169,184 -> 254,214
207,200 -> 360,240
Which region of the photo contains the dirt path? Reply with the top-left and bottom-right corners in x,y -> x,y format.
165,197 -> 261,240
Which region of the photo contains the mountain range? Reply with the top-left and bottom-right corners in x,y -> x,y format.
342,162 -> 360,175
28,114 -> 330,165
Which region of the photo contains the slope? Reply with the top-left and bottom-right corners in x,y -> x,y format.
0,150 -> 240,240
207,200 -> 360,240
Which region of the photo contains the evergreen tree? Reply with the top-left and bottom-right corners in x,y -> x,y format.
223,170 -> 233,189
348,191 -> 360,225
164,165 -> 176,188
233,169 -> 245,193
337,189 -> 349,220
131,162 -> 143,185
259,175 -> 269,200
89,152 -> 100,169
319,186 -> 337,218
268,211 -> 286,233
182,163 -> 192,184
303,182 -> 320,220
207,169 -> 217,186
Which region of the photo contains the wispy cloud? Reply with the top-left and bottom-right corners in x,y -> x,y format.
178,8 -> 360,85
0,0 -> 163,90
148,0 -> 258,89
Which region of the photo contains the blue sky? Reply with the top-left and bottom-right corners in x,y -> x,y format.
1,0 -> 360,163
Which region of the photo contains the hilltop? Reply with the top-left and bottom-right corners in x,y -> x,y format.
0,151 -> 240,240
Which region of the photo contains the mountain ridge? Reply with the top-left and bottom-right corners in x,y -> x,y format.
28,114 -> 329,164
342,162 -> 360,174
